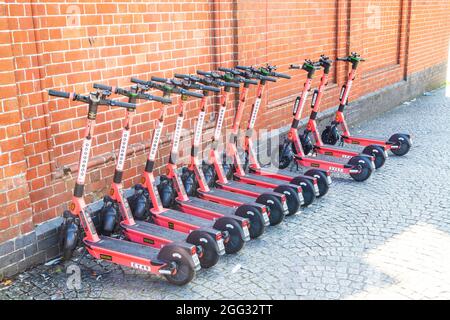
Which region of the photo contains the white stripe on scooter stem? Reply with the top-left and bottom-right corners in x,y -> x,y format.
297,91 -> 309,118
342,81 -> 352,105
194,111 -> 206,146
116,129 -> 130,171
77,138 -> 92,184
148,121 -> 163,161
213,106 -> 226,141
248,98 -> 261,129
172,116 -> 184,153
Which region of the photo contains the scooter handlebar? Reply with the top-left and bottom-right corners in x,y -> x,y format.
271,71 -> 291,79
108,100 -> 136,109
217,67 -> 240,75
198,84 -> 220,93
48,89 -> 71,99
196,70 -> 211,77
93,83 -> 112,91
259,75 -> 277,82
180,89 -> 203,98
130,77 -> 149,86
151,76 -> 169,83
150,95 -> 172,104
174,73 -> 201,82
235,65 -> 250,71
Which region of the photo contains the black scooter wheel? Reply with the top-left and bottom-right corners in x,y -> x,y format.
274,185 -> 302,215
221,219 -> 245,254
235,205 -> 265,239
163,251 -> 196,286
348,156 -> 373,182
256,194 -> 284,226
362,145 -> 386,169
289,177 -> 316,207
304,169 -> 330,197
321,126 -> 339,145
186,231 -> 220,269
278,143 -> 293,170
389,133 -> 411,156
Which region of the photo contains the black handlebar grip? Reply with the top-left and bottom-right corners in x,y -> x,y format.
93,83 -> 112,91
235,65 -> 250,71
272,72 -> 291,79
218,67 -> 234,73
180,89 -> 203,98
151,95 -> 172,104
200,85 -> 220,93
109,100 -> 136,109
174,73 -> 191,79
196,70 -> 210,76
226,81 -> 241,88
242,78 -> 257,85
48,89 -> 71,98
130,77 -> 148,85
151,76 -> 169,83
261,76 -> 277,82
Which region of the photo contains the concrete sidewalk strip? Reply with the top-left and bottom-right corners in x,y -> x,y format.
1,89 -> 450,300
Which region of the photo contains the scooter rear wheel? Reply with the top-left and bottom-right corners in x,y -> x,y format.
362,145 -> 386,169
163,251 -> 196,286
235,205 -> 265,239
304,169 -> 330,197
290,177 -> 316,207
274,185 -> 301,215
348,156 -> 373,182
257,194 -> 285,226
389,133 -> 411,156
187,231 -> 220,269
222,219 -> 245,254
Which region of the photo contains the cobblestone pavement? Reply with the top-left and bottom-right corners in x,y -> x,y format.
1,89 -> 450,300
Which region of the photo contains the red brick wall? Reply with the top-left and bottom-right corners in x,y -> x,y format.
0,0 -> 449,244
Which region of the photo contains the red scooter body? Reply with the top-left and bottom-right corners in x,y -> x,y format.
321,52 -> 412,160
281,60 -> 374,182
49,88 -> 197,286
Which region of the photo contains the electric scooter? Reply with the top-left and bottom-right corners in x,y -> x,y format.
278,59 -> 374,181
321,52 -> 412,158
49,88 -> 198,286
219,65 -> 331,205
129,77 -> 249,254
172,73 -> 270,238
90,83 -> 221,269
195,69 -> 305,218
297,55 -> 385,169
173,71 -> 289,226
